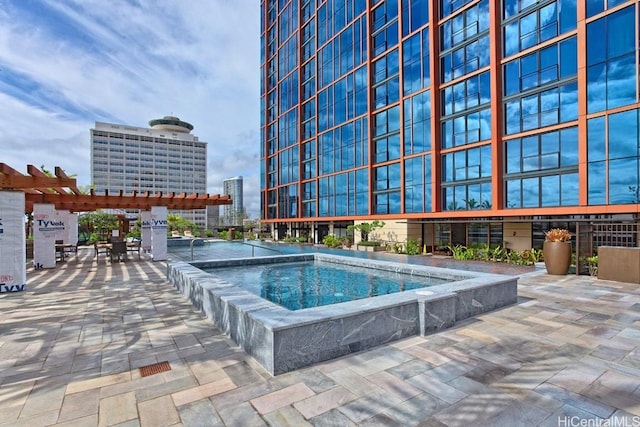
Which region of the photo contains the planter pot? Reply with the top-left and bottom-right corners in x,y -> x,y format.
356,244 -> 386,252
543,241 -> 571,275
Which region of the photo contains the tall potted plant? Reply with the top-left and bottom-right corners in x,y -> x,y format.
543,228 -> 572,275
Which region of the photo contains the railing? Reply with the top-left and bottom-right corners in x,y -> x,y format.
189,238 -> 283,260
239,240 -> 283,257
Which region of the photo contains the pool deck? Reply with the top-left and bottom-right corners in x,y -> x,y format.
1,247 -> 639,426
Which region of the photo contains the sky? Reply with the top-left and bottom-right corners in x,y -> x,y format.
0,0 -> 262,217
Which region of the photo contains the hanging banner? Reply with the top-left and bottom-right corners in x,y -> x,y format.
33,203 -> 59,269
0,191 -> 26,292
141,211 -> 151,252
150,206 -> 167,261
67,213 -> 78,244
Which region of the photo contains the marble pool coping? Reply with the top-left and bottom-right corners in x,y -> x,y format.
167,253 -> 518,375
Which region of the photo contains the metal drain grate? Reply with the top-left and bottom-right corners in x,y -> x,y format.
139,361 -> 171,377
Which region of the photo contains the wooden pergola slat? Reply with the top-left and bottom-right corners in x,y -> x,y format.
1,163 -> 233,213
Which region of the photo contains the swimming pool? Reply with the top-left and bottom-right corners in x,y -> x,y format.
167,252 -> 518,375
203,260 -> 453,310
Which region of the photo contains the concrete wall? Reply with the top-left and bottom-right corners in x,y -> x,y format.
503,222 -> 532,251
352,220 -> 419,246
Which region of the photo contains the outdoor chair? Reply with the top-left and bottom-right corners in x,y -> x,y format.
109,241 -> 127,262
126,239 -> 142,260
94,241 -> 110,259
55,240 -> 64,262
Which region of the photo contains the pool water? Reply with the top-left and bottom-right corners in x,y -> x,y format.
205,260 -> 451,310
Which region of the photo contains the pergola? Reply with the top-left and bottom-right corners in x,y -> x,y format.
0,163 -> 233,292
0,163 -> 232,212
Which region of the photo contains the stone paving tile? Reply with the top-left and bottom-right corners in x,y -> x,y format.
2,251 -> 640,426
309,408 -> 357,427
476,400 -> 550,427
406,373 -> 467,404
210,381 -> 274,412
337,388 -> 402,423
325,367 -> 380,397
138,395 -> 181,427
223,361 -> 267,388
386,358 -> 433,379
432,390 -> 516,426
534,382 -> 616,418
19,384 -> 66,418
57,388 -> 100,423
134,376 -> 198,402
171,374 -> 236,407
98,391 -> 138,426
547,364 -> 607,394
0,409 -> 59,427
250,382 -> 315,415
366,370 -> 422,401
264,405 -> 313,426
53,413 -> 100,427
177,399 -> 224,427
294,386 -> 357,419
218,401 -> 267,427
381,392 -> 447,426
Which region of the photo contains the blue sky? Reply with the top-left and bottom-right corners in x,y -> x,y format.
0,0 -> 261,217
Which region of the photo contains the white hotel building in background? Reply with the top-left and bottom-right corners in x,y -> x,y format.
90,116 -> 208,227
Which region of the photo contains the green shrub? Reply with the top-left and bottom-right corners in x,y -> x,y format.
405,238 -> 421,255
322,234 -> 342,248
358,240 -> 381,247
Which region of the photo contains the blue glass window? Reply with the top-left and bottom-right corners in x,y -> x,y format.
587,6 -> 637,114
402,29 -> 430,95
374,163 -> 401,214
442,72 -> 491,116
441,109 -> 491,148
607,110 -> 640,204
504,36 -> 577,96
505,82 -> 577,135
404,91 -> 431,155
402,0 -> 429,36
441,35 -> 489,82
441,0 -> 489,51
373,50 -> 400,109
503,1 -> 575,58
405,154 -> 432,212
504,127 -> 579,209
441,0 -> 475,18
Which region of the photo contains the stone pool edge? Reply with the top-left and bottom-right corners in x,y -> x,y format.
166,253 -> 518,375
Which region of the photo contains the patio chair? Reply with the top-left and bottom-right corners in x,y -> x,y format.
94,241 -> 110,259
55,240 -> 64,262
109,240 -> 127,263
126,239 -> 142,260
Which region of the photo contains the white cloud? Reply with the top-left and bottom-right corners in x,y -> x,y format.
0,0 -> 262,216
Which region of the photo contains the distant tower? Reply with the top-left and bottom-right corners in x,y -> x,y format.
90,116 -> 207,227
223,176 -> 244,226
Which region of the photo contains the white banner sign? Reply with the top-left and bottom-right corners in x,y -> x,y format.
33,203 -> 59,269
0,192 -> 26,292
141,211 -> 151,251
150,206 -> 167,261
67,213 -> 78,244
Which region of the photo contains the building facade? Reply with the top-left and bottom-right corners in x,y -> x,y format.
222,176 -> 245,226
91,116 -> 208,227
260,0 -> 640,253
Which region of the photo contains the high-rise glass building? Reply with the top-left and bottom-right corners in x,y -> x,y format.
260,0 -> 640,252
91,116 -> 208,227
222,176 -> 245,226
